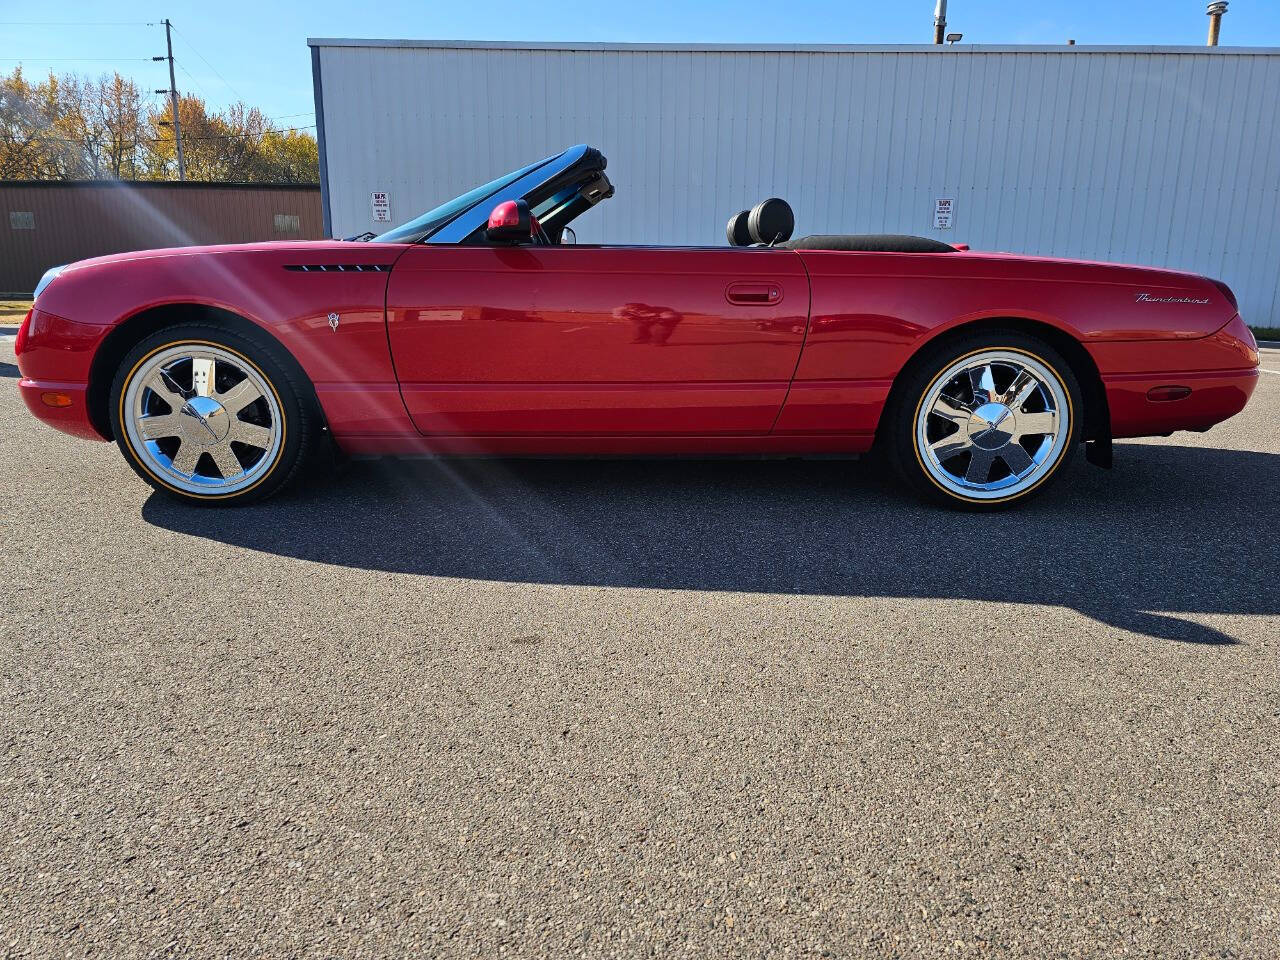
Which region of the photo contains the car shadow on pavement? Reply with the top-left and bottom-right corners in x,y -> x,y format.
0,362 -> 19,378
142,443 -> 1279,646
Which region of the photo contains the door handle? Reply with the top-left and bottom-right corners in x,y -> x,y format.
726,282 -> 782,305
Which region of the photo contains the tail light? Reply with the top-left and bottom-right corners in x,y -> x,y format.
1208,278 -> 1238,310
14,308 -> 32,356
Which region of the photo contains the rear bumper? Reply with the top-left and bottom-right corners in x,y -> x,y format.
1103,367 -> 1258,438
1094,314 -> 1259,438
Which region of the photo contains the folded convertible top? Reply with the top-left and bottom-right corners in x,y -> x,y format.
781,234 -> 956,253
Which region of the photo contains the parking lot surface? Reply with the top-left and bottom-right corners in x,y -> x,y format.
2,342 -> 1278,958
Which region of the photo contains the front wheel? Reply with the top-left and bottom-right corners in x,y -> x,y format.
109,323 -> 319,505
883,332 -> 1082,509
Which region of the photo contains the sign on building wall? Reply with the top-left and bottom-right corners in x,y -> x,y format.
371,191 -> 391,222
933,198 -> 954,230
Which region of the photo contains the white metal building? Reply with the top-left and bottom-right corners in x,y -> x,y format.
309,40 -> 1280,324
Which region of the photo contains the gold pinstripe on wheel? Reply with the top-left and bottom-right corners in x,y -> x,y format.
117,339 -> 288,500
910,346 -> 1074,505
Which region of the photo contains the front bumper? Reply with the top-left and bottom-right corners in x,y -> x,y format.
17,378 -> 102,440
15,307 -> 111,442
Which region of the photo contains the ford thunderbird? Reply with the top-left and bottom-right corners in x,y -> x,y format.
15,145 -> 1259,508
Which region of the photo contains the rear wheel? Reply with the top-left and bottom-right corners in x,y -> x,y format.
883,331 -> 1081,509
109,324 -> 317,505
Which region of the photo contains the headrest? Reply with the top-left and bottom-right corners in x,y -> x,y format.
748,198 -> 794,245
726,210 -> 753,246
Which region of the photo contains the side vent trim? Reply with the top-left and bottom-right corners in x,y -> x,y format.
283,264 -> 392,273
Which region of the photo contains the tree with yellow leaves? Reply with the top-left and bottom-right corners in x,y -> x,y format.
0,66 -> 318,183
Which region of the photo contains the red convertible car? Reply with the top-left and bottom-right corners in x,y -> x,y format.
16,144 -> 1259,508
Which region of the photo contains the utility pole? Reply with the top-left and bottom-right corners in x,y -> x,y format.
933,0 -> 948,44
153,19 -> 186,180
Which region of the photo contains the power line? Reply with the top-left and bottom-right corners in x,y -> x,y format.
31,125 -> 316,146
167,21 -> 248,104
159,42 -> 314,137
174,59 -> 213,101
166,125 -> 316,142
6,15 -> 316,162
0,57 -> 157,62
3,62 -> 314,134
0,21 -> 150,26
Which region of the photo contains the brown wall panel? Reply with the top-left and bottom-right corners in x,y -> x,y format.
0,182 -> 322,295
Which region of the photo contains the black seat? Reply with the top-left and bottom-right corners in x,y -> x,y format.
726,198 -> 794,246
726,210 -> 753,246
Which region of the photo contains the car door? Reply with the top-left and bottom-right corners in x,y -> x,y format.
385,244 -> 810,435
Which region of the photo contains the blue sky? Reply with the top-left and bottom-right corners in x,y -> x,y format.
3,0 -> 1277,126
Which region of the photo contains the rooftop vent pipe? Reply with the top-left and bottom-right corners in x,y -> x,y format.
933,0 -> 947,44
1207,1 -> 1227,46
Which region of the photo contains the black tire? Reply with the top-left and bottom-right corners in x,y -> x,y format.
108,322 -> 320,506
881,330 -> 1082,510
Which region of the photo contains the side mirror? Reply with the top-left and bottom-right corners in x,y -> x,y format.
486,199 -> 532,244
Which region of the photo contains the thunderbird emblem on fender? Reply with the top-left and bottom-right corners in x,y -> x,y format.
328,312 -> 340,332
1134,293 -> 1209,304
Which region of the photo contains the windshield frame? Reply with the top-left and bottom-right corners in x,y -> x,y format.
369,145 -> 605,245
370,152 -> 561,244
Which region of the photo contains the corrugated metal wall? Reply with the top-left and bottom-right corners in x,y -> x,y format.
0,181 -> 322,294
312,41 -> 1280,326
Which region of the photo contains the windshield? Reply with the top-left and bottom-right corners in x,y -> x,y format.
371,153 -> 559,243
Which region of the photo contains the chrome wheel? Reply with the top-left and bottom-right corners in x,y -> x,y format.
915,349 -> 1070,501
122,343 -> 283,496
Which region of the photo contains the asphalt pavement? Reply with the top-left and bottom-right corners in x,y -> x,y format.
2,343 -> 1278,958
